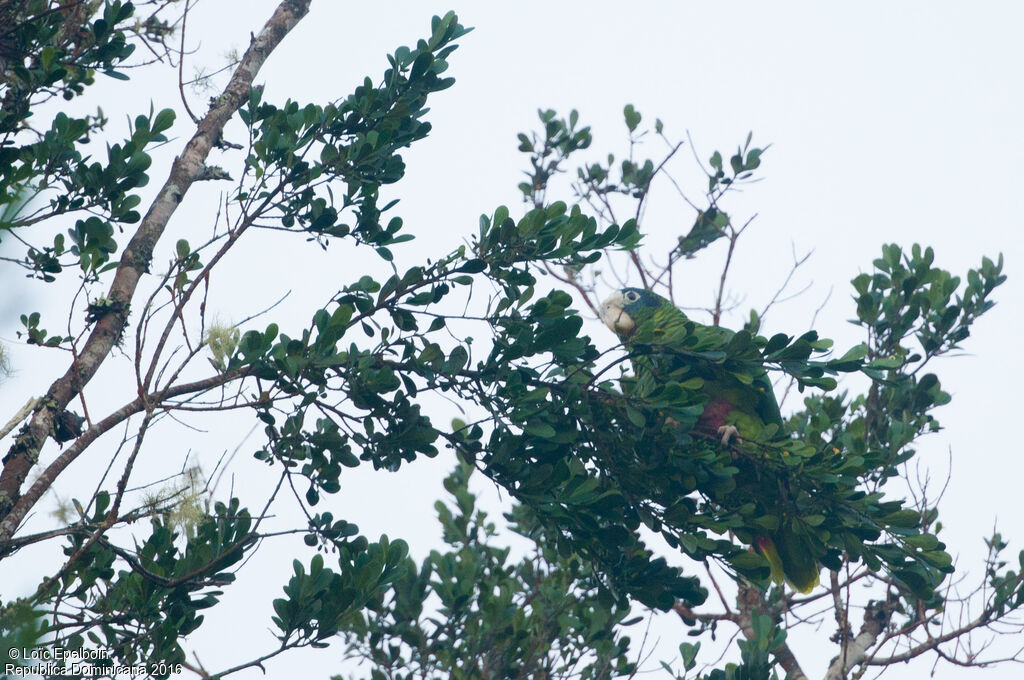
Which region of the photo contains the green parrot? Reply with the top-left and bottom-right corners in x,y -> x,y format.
599,287 -> 782,445
599,286 -> 820,593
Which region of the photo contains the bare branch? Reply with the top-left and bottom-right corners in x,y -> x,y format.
0,367 -> 253,546
712,215 -> 756,326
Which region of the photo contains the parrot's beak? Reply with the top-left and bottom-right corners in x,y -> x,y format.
600,291 -> 634,336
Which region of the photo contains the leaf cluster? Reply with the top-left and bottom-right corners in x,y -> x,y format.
337,460 -> 636,680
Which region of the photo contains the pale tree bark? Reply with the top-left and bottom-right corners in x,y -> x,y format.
0,0 -> 313,543
824,600 -> 890,680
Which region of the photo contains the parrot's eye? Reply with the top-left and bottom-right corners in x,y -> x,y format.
624,290 -> 639,302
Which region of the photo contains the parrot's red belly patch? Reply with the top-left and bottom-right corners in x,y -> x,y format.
698,398 -> 732,431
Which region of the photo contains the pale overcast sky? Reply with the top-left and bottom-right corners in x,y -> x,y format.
2,2 -> 1022,679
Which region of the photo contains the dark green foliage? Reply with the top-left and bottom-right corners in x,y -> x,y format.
5,495 -> 252,676
0,601 -> 45,669
0,1 -> 136,132
1,0 -> 176,282
274,538 -> 410,646
337,460 -> 636,680
237,14 -> 470,251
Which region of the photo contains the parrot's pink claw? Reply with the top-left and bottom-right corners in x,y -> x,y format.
718,425 -> 741,446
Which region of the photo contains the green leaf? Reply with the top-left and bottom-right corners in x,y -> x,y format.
883,510 -> 920,529
152,108 -> 175,133
524,422 -> 556,438
623,104 -> 641,132
457,259 -> 487,274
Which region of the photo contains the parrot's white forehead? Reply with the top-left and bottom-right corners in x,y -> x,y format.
600,291 -> 635,335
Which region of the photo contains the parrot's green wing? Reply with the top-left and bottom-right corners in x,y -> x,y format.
620,292 -> 784,441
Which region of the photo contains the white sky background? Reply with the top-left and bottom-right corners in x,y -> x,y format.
2,1 -> 1023,679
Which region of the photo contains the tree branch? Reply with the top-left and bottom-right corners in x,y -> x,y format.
0,368 -> 253,546
736,582 -> 808,680
0,0 -> 311,540
825,599 -> 891,680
